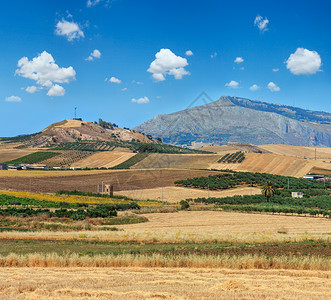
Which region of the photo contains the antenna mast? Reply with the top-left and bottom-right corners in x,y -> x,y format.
74,107 -> 77,120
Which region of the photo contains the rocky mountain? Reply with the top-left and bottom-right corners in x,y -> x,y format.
134,96 -> 331,147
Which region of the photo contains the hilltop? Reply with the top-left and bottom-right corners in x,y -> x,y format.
134,96 -> 331,147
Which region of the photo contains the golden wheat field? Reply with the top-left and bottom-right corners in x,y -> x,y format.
116,186 -> 261,202
1,266 -> 331,299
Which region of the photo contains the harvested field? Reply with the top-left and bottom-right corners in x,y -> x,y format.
0,169 -> 219,193
1,267 -> 331,299
0,149 -> 38,163
210,153 -> 315,177
0,169 -> 112,178
118,211 -> 331,234
116,186 -> 261,202
71,151 -> 135,168
132,153 -> 220,169
260,144 -> 331,159
41,150 -> 93,167
199,143 -> 268,154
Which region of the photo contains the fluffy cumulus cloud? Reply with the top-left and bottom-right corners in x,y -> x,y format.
267,82 -> 280,92
234,57 -> 244,64
286,48 -> 321,75
249,84 -> 260,91
132,96 -> 149,104
109,76 -> 121,84
25,86 -> 38,94
86,49 -> 101,61
5,96 -> 22,103
254,15 -> 269,32
47,84 -> 65,97
15,51 -> 76,97
55,19 -> 84,41
147,49 -> 189,82
185,50 -> 193,56
225,80 -> 239,89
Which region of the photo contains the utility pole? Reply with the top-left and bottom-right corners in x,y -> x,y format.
161,187 -> 163,202
288,178 -> 290,190
97,184 -> 99,193
208,184 -> 210,198
315,147 -> 317,160
74,107 -> 77,120
102,178 -> 104,194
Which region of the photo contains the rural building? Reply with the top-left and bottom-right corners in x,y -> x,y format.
291,192 -> 304,198
0,164 -> 8,170
303,174 -> 324,180
104,184 -> 114,196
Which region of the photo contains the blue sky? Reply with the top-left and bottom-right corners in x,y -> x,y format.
1,0 -> 330,136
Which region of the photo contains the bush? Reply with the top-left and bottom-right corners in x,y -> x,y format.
180,200 -> 190,210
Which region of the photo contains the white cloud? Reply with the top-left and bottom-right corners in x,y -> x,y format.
234,57 -> 244,64
132,96 -> 149,104
5,96 -> 22,103
87,0 -> 101,7
254,15 -> 269,32
148,49 -> 189,82
225,80 -> 239,89
25,86 -> 38,94
249,84 -> 260,91
55,19 -> 84,41
272,68 -> 279,72
211,52 -> 217,58
185,50 -> 193,56
121,87 -> 127,91
286,48 -> 321,75
86,49 -> 101,61
47,84 -> 65,96
109,76 -> 121,84
267,82 -> 280,92
15,51 -> 75,97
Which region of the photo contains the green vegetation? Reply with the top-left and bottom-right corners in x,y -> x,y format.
3,151 -> 60,165
0,132 -> 40,143
218,151 -> 245,163
56,190 -> 135,201
175,171 -> 331,190
111,153 -> 149,169
98,118 -> 118,129
0,193 -> 140,220
262,181 -> 276,202
180,200 -> 190,210
48,140 -> 212,154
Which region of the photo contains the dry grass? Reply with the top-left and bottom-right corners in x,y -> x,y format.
0,253 -> 331,270
71,151 -> 135,168
1,267 -> 331,299
116,186 -> 261,202
0,149 -> 38,163
118,211 -> 331,234
132,153 -> 220,169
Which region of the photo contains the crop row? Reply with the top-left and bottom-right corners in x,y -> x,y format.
175,171 -> 331,190
3,152 -> 60,165
218,152 -> 245,163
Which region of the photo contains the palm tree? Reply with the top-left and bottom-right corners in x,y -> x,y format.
262,181 -> 275,202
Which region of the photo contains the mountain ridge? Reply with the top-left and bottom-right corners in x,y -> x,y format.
134,96 -> 331,147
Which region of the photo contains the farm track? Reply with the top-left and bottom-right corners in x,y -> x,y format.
0,169 -> 219,193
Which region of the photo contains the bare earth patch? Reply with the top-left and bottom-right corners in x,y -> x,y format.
1,267 -> 331,299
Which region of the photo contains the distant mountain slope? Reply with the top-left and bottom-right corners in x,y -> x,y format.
134,96 -> 331,147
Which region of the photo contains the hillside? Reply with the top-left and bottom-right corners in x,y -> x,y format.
134,96 -> 331,147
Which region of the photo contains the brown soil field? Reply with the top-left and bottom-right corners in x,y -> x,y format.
71,151 -> 135,168
118,211 -> 331,234
1,267 -> 330,299
116,186 -> 261,202
199,143 -> 269,154
132,153 -> 220,169
41,150 -> 93,167
0,149 -> 38,163
0,169 -> 219,193
210,153 -> 325,177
